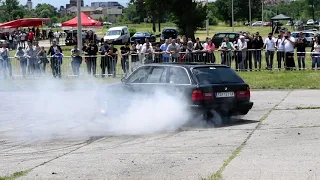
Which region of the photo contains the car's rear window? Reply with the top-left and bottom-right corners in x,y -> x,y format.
192,67 -> 244,84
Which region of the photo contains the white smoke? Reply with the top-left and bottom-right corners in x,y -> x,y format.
1,78 -> 195,140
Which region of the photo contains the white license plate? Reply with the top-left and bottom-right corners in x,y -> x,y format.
216,92 -> 235,98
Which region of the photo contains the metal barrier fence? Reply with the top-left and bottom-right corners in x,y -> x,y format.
1,49 -> 320,79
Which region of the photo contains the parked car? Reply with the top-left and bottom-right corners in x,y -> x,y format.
104,26 -> 130,45
307,19 -> 314,25
160,27 -> 178,43
286,21 -> 294,26
291,31 -> 315,47
212,32 -> 240,47
97,63 -> 254,125
103,22 -> 112,25
251,21 -> 263,26
130,32 -> 156,44
294,21 -> 304,26
263,22 -> 272,26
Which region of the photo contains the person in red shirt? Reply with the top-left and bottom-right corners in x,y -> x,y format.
28,30 -> 34,43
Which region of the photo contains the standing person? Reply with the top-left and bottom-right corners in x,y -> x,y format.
8,33 -> 13,50
71,45 -> 82,77
52,49 -> 63,78
33,41 -> 41,76
154,43 -> 163,63
252,33 -> 263,71
28,30 -> 34,44
218,37 -> 234,67
205,39 -> 215,63
276,31 -> 285,70
16,31 -> 21,48
14,47 -> 27,79
54,30 -> 61,45
236,36 -> 247,71
99,41 -> 109,78
106,44 -> 118,78
20,31 -> 27,48
166,39 -> 180,62
194,38 -> 204,62
296,32 -> 307,70
135,39 -> 143,63
263,33 -> 276,70
245,35 -> 253,71
311,46 -> 320,70
160,39 -> 170,62
141,42 -> 154,64
47,40 -> 62,77
48,29 -> 54,45
37,46 -> 49,75
0,43 -> 12,79
120,43 -> 130,75
26,46 -> 37,77
284,31 -> 296,70
36,27 -> 40,41
84,40 -> 98,76
130,44 -> 139,72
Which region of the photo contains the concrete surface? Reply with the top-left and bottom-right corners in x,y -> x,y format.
0,90 -> 320,180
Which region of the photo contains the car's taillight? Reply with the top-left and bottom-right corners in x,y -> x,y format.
192,90 -> 214,101
236,88 -> 250,98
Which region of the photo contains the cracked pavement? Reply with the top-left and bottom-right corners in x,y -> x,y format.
1,90 -> 320,180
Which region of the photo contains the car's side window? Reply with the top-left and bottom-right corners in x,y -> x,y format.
217,33 -> 226,38
168,67 -> 190,85
145,67 -> 167,83
127,67 -> 150,83
228,34 -> 236,39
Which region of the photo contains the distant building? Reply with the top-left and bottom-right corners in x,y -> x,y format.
66,0 -> 84,9
26,0 -> 32,10
91,1 -> 124,9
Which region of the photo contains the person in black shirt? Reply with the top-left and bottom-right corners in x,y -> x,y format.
106,44 -> 118,77
296,32 -> 307,70
130,44 -> 139,72
84,40 -> 98,76
100,41 -> 109,78
252,33 -> 264,70
245,34 -> 253,71
47,40 -> 62,77
120,43 -> 130,74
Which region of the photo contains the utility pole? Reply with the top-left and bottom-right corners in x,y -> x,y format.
232,0 -> 234,32
206,0 -> 209,37
249,0 -> 252,26
77,0 -> 82,52
262,0 -> 264,22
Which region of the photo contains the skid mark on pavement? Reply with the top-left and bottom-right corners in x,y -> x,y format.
205,91 -> 292,180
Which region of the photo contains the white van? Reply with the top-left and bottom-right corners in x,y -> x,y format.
103,26 -> 130,45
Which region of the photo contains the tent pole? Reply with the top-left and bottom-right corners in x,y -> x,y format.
77,0 -> 82,52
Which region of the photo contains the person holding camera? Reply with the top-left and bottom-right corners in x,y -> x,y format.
283,31 -> 296,70
71,45 -> 82,77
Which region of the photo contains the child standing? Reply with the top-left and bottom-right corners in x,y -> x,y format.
53,49 -> 63,78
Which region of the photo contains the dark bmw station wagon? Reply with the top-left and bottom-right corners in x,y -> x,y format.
98,63 -> 253,124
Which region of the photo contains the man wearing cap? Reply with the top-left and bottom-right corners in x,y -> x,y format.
263,33 -> 276,70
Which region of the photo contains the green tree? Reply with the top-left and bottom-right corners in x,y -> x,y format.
1,0 -> 24,21
34,3 -> 57,18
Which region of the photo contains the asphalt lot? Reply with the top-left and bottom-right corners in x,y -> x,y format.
1,90 -> 320,180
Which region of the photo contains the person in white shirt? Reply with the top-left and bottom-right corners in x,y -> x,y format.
166,39 -> 180,62
236,36 -> 247,71
54,31 -> 61,45
141,42 -> 154,64
20,32 -> 27,48
283,31 -> 296,70
276,31 -> 285,70
263,33 -> 276,70
0,43 -> 12,79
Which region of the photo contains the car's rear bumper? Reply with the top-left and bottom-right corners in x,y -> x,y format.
190,101 -> 254,116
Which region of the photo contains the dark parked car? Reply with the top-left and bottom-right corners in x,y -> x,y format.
130,32 -> 156,44
97,63 -> 253,125
160,27 -> 178,43
212,32 -> 240,47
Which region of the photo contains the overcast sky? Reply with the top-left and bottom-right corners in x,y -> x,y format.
19,0 -> 130,8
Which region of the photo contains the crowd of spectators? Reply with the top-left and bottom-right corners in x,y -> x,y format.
1,29 -> 320,80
